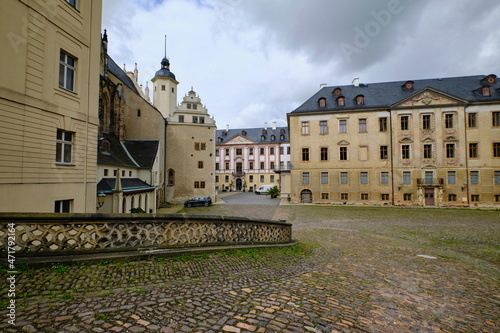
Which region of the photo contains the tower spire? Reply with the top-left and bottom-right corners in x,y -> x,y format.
164,35 -> 167,58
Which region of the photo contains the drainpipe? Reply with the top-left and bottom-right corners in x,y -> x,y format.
389,109 -> 395,206
464,105 -> 470,207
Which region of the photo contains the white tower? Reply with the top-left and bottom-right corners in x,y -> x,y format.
151,37 -> 178,118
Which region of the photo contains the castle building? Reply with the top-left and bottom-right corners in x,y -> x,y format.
0,0 -> 102,212
215,123 -> 290,196
287,75 -> 500,207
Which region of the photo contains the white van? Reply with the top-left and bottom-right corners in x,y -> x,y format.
255,185 -> 274,195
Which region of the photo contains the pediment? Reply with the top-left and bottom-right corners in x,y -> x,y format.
444,136 -> 458,142
223,135 -> 257,145
392,88 -> 467,108
399,137 -> 413,143
421,137 -> 435,143
337,140 -> 350,145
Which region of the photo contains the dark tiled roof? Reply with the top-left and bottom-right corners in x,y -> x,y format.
291,74 -> 500,114
107,55 -> 139,95
123,140 -> 159,169
216,126 -> 289,145
154,57 -> 176,80
98,133 -> 139,168
97,178 -> 154,193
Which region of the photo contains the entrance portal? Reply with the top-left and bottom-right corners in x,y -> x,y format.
301,189 -> 312,203
424,188 -> 435,206
236,178 -> 242,191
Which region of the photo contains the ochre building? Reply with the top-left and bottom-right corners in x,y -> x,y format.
287,75 -> 500,207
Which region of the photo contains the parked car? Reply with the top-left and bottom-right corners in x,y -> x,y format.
255,185 -> 274,195
184,196 -> 212,207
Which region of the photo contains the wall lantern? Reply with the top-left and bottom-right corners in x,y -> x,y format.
97,191 -> 106,209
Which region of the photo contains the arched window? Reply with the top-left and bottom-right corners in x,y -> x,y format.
337,97 -> 345,106
403,81 -> 414,91
271,135 -> 275,140
261,135 -> 266,141
318,98 -> 326,108
168,169 -> 175,185
356,95 -> 364,105
280,135 -> 284,140
280,128 -> 285,134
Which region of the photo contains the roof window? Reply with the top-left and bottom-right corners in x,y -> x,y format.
403,81 -> 414,91
319,98 -> 326,108
337,97 -> 345,106
333,88 -> 342,96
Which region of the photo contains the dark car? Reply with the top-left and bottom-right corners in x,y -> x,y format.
184,196 -> 212,208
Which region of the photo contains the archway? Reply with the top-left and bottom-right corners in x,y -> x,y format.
236,178 -> 242,191
301,189 -> 312,203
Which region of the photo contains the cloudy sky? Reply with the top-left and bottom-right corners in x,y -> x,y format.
102,0 -> 500,129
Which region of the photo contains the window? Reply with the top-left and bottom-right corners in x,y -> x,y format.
270,147 -> 275,155
194,181 -> 206,189
54,200 -> 72,213
215,176 -> 219,183
270,175 -> 275,182
287,146 -> 291,154
321,147 -> 328,161
261,135 -> 265,141
493,112 -> 500,127
321,172 -> 328,184
260,175 -> 265,182
425,171 -> 433,184
302,172 -> 310,184
56,129 -> 73,165
403,193 -> 412,201
101,140 -> 110,154
379,117 -> 387,132
59,51 -> 76,92
341,193 -> 348,200
319,98 -> 326,108
359,119 -> 367,133
260,162 -> 265,169
321,193 -> 329,200
215,163 -> 219,170
216,150 -> 220,156
356,95 -> 364,105
249,148 -> 254,155
381,194 -> 389,201
470,171 -> 479,185
201,143 -> 206,150
302,148 -> 310,161
423,144 -> 433,159
301,122 -> 309,135
445,114 -> 454,128
403,171 -> 411,185
422,114 -> 431,130
340,172 -> 348,185
361,193 -> 368,200
236,148 -> 242,155
401,116 -> 409,131
122,170 -> 125,177
65,0 -> 77,8
198,161 -> 204,169
337,97 -> 345,106
192,116 -> 198,123
494,142 -> 500,157
280,147 -> 284,155
104,169 -> 108,177
249,175 -> 254,182
320,121 -> 328,134
199,117 -> 205,124
469,143 -> 478,158
482,86 -> 490,97
360,172 -> 368,185
339,119 -> 347,133
448,171 -> 456,185
194,142 -> 206,151
179,115 -> 184,122
225,162 -> 229,169
113,170 -> 117,176
271,135 -> 275,140
468,113 -> 477,128
381,172 -> 389,185
260,147 -> 265,155
401,145 -> 410,159
270,162 -> 275,169
471,194 -> 480,202
340,147 -> 348,160
225,148 -> 230,155
448,194 -> 457,202
129,171 -> 132,177
225,175 -> 229,182
446,143 -> 455,158
496,195 -> 500,203
496,171 -> 500,185
249,162 -> 254,170
137,109 -> 141,117
380,146 -> 388,160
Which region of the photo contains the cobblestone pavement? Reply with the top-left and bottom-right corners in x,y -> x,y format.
1,206 -> 499,333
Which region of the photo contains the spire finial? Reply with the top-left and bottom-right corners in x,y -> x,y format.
164,35 -> 167,58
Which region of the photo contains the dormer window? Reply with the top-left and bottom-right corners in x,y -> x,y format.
319,98 -> 326,108
333,88 -> 342,96
486,74 -> 497,84
271,135 -> 275,140
222,131 -> 227,136
262,129 -> 267,135
482,86 -> 491,97
218,137 -> 222,143
356,95 -> 364,105
101,140 -> 110,154
337,97 -> 345,106
280,128 -> 285,134
403,81 -> 414,91
261,135 -> 265,141
241,130 -> 247,135
280,134 -> 285,140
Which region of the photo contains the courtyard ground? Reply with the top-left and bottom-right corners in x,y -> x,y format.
0,205 -> 499,332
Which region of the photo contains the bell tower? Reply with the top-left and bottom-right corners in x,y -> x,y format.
151,36 -> 178,118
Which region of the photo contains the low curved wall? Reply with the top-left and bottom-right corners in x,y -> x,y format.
0,213 -> 292,259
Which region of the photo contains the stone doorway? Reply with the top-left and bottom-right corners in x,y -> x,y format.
236,178 -> 242,191
424,188 -> 435,206
301,189 -> 312,203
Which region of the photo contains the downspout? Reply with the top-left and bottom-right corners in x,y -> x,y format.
163,118 -> 167,203
389,109 -> 395,206
464,105 -> 470,207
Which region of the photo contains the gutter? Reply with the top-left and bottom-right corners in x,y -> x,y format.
464,105 -> 470,207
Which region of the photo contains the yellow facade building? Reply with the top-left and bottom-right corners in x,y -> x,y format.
0,0 -> 102,212
288,75 -> 500,207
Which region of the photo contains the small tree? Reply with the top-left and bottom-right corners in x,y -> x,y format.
266,185 -> 280,198
242,182 -> 247,192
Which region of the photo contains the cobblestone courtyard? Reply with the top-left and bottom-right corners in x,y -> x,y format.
1,204 -> 499,332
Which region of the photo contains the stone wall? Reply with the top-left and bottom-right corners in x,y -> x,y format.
0,213 -> 292,259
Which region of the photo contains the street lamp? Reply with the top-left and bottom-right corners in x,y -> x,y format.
97,191 -> 106,209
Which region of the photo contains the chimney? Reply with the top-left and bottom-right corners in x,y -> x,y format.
226,124 -> 229,131
264,122 -> 267,130
272,121 -> 276,130
352,78 -> 359,87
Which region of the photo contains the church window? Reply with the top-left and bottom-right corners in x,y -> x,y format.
168,170 -> 174,185
59,50 -> 76,92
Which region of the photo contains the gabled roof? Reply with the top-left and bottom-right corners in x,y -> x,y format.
107,56 -> 139,95
97,178 -> 155,194
123,140 -> 159,169
98,133 -> 139,168
216,126 -> 289,145
291,74 -> 500,114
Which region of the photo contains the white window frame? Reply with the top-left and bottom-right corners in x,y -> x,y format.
59,50 -> 76,92
56,129 -> 74,165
